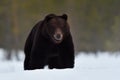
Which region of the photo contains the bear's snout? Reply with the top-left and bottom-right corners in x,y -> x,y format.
54,33 -> 63,41
53,28 -> 63,44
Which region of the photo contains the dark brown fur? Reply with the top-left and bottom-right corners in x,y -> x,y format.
24,14 -> 74,70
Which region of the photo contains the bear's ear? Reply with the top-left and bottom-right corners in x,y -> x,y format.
45,14 -> 56,22
61,14 -> 68,21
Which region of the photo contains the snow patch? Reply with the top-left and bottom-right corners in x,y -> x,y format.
0,48 -> 120,80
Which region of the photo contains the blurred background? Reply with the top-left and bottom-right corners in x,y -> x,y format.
0,0 -> 120,61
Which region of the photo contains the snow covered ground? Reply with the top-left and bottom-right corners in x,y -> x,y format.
0,48 -> 120,80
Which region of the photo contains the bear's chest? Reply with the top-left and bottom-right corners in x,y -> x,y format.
47,46 -> 60,57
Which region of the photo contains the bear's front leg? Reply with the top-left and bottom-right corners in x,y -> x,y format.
60,34 -> 75,68
29,54 -> 47,70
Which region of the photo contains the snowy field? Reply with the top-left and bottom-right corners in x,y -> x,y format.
0,48 -> 120,80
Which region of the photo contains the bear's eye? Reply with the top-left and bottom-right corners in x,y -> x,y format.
47,26 -> 54,34
60,21 -> 66,28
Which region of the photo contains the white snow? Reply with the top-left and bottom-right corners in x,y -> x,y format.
0,48 -> 120,80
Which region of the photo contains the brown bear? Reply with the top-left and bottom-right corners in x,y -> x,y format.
24,14 -> 74,70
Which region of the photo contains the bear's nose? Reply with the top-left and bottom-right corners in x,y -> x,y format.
54,34 -> 63,41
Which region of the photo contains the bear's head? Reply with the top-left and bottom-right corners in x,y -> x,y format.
42,14 -> 70,44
